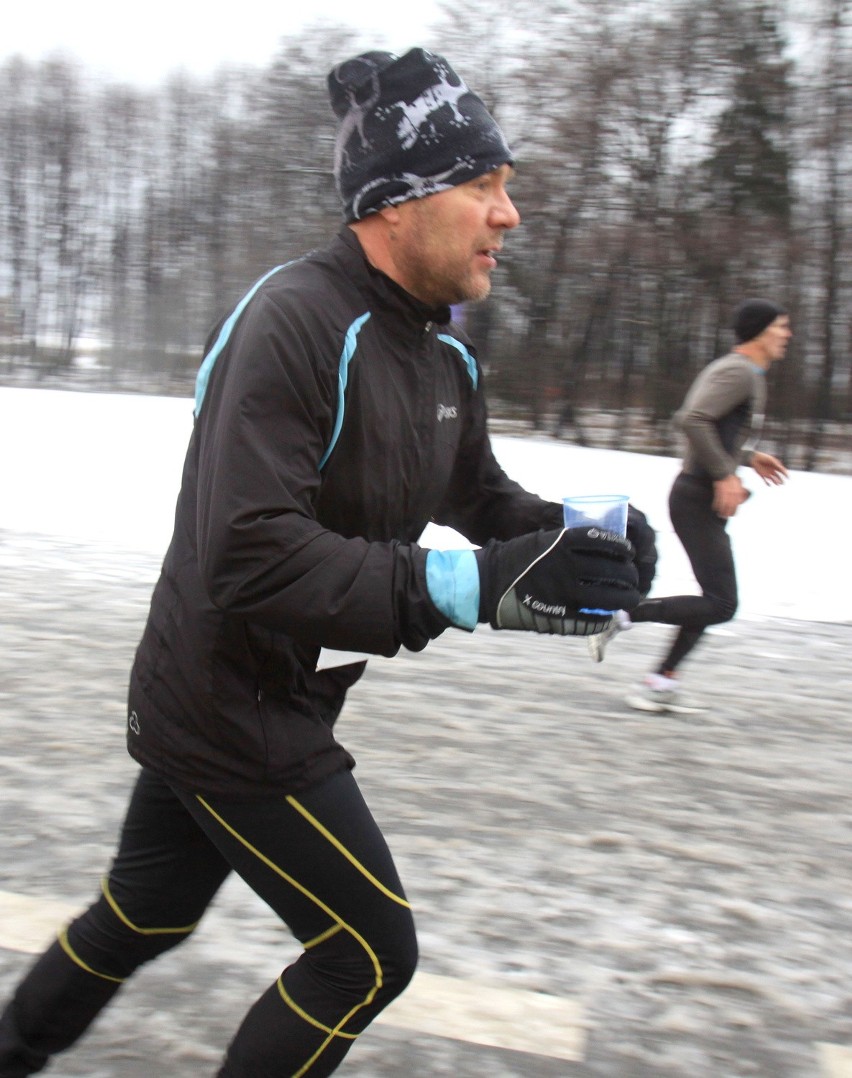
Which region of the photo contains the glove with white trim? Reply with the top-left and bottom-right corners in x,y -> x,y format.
474,526 -> 640,635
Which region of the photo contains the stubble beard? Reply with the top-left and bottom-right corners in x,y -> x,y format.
401,257 -> 491,308
397,204 -> 493,307
431,253 -> 496,306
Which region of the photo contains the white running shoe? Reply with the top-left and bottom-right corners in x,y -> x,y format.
625,673 -> 707,714
587,610 -> 632,663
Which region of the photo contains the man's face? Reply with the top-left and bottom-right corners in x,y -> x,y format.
758,315 -> 792,363
388,165 -> 520,307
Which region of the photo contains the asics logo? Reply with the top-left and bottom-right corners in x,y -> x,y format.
437,404 -> 458,422
128,710 -> 141,735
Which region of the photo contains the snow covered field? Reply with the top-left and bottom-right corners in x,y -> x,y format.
1,386 -> 849,624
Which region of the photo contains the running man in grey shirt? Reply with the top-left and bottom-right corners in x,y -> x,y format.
589,298 -> 791,712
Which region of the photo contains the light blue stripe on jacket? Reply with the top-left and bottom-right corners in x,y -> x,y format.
319,313 -> 371,469
194,263 -> 290,415
437,333 -> 478,388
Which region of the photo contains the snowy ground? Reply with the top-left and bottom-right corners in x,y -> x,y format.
2,387 -> 852,1077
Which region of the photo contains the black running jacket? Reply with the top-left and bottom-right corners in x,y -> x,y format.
127,227 -> 562,797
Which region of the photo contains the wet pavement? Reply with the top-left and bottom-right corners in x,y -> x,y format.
2,530 -> 852,1077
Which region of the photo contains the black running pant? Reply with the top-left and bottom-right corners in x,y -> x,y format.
630,472 -> 738,674
0,767 -> 417,1077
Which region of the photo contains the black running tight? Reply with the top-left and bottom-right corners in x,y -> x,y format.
0,767 -> 417,1077
630,472 -> 738,674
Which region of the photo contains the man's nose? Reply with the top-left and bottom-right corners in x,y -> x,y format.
492,190 -> 521,229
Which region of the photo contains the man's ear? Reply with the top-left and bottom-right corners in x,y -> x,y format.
377,204 -> 403,226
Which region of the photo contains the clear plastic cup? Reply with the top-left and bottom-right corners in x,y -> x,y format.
562,493 -> 629,536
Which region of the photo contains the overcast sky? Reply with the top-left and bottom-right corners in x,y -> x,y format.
5,0 -> 443,85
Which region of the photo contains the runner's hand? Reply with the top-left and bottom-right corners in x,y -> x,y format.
474,527 -> 640,635
751,451 -> 788,486
713,474 -> 749,518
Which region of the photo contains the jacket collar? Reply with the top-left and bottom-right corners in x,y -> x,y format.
334,226 -> 452,331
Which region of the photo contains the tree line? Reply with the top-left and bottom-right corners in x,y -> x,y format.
0,0 -> 849,471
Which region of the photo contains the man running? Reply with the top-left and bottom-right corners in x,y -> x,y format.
588,298 -> 790,713
0,48 -> 655,1076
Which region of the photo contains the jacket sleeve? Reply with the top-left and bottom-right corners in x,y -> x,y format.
431,363 -> 563,544
194,290 -> 451,656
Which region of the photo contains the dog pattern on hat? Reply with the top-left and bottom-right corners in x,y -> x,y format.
391,58 -> 470,150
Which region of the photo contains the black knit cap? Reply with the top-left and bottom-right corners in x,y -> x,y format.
733,298 -> 787,343
328,48 -> 513,223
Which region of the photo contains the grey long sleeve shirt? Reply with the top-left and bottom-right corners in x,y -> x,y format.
674,351 -> 767,481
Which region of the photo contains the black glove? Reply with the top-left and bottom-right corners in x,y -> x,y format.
626,503 -> 657,596
474,527 -> 641,635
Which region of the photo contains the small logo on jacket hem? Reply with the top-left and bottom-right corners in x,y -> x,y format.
437,404 -> 458,422
128,710 -> 141,735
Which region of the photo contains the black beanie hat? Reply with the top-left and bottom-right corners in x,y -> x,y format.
733,298 -> 787,343
328,48 -> 513,223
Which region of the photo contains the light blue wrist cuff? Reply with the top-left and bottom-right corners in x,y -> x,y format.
425,548 -> 480,631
